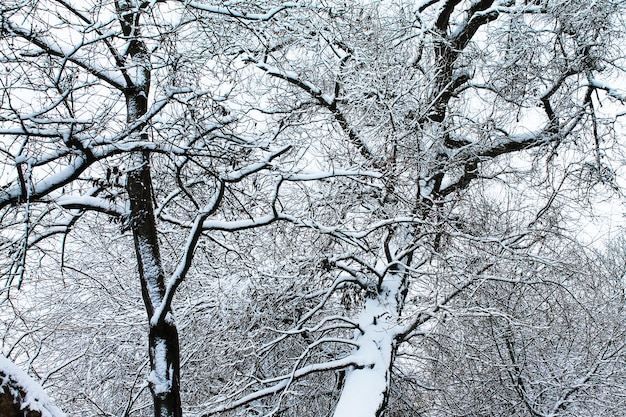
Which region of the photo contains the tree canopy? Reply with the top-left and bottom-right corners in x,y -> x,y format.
1,1 -> 625,416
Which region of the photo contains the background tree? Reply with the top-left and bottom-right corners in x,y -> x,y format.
417,239 -> 626,417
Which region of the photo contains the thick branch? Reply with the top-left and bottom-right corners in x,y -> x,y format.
3,20 -> 126,91
0,154 -> 95,211
435,0 -> 463,31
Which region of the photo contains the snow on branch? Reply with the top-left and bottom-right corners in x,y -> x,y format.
0,356 -> 65,417
158,209 -> 281,231
0,155 -> 94,211
589,78 -> 626,102
0,128 -> 69,138
201,356 -> 361,416
56,195 -> 128,217
184,2 -> 299,21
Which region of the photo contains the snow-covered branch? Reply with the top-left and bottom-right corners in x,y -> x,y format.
0,155 -> 94,211
184,2 -> 299,21
56,195 -> 128,217
201,357 -> 360,416
2,19 -> 126,91
589,78 -> 626,102
0,356 -> 65,417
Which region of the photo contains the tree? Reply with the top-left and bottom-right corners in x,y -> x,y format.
1,1 -> 625,417
0,1 -> 310,416
187,1 -> 626,416
418,240 -> 626,417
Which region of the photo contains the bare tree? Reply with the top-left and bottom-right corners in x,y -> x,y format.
1,1 -> 625,417
187,1 -> 626,416
0,1 -> 316,416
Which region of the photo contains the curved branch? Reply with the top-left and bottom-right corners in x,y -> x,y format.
3,20 -> 126,91
184,2 -> 298,21
200,357 -> 361,416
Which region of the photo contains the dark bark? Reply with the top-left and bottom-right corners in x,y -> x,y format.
119,3 -> 183,416
0,384 -> 42,417
126,147 -> 182,417
0,364 -> 62,417
125,90 -> 183,417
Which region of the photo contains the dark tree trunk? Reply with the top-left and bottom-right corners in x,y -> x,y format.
126,149 -> 183,417
119,3 -> 183,416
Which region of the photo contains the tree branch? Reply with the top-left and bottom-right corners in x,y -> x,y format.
3,20 -> 126,91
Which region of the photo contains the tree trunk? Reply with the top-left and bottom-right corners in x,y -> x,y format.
127,150 -> 183,417
120,3 -> 183,415
333,271 -> 406,417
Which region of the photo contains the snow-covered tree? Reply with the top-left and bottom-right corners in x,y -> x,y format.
0,1 -> 315,416
189,1 -> 626,416
1,1 -> 625,417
